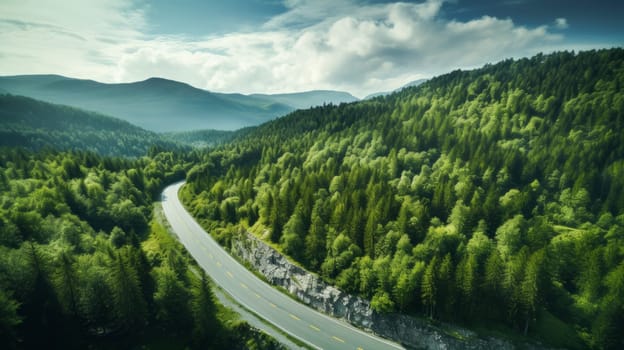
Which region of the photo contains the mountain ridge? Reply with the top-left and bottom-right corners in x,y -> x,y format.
0,94 -> 183,156
0,74 -> 358,132
364,78 -> 428,99
251,90 -> 359,110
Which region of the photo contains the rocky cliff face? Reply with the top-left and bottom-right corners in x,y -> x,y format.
230,229 -> 547,350
231,229 -> 375,329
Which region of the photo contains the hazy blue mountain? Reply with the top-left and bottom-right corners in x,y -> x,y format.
0,75 -> 290,132
0,75 -> 359,132
251,90 -> 358,110
0,94 -> 182,156
364,78 -> 428,99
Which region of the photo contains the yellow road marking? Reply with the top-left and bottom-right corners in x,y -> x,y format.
289,313 -> 300,321
241,283 -> 248,289
332,336 -> 345,343
208,253 -> 213,259
216,261 -> 222,267
269,303 -> 277,308
357,347 -> 364,350
309,325 -> 320,331
226,271 -> 233,278
254,293 -> 261,298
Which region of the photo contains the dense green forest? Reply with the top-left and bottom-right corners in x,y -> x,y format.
182,49 -> 624,349
0,95 -> 184,157
0,148 -> 281,349
163,129 -> 238,149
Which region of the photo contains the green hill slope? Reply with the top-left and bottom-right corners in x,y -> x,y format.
182,49 -> 624,349
0,94 -> 181,157
0,148 -> 284,349
0,75 -> 358,132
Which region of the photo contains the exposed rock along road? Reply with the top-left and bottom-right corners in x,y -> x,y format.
161,181 -> 404,350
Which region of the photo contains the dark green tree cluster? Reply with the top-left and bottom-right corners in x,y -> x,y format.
0,148 -> 281,349
183,49 -> 624,349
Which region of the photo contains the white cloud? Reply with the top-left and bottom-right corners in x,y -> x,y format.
554,17 -> 569,29
0,0 -> 581,98
0,0 -> 144,81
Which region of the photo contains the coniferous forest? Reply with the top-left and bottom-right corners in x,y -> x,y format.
181,49 -> 624,349
1,48 -> 623,350
0,148 -> 282,349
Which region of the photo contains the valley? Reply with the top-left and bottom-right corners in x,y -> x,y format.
0,75 -> 358,132
1,48 -> 623,350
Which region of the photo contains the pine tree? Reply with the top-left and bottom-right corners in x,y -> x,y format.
520,249 -> 545,335
54,249 -> 79,316
305,198 -> 328,269
483,249 -> 503,318
153,265 -> 192,330
422,256 -> 438,318
438,253 -> 455,318
281,201 -> 306,260
109,248 -> 146,331
192,271 -> 219,346
394,270 -> 416,312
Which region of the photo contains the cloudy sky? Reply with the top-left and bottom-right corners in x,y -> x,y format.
0,0 -> 621,98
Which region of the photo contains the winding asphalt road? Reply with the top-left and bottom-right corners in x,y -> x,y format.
161,181 -> 404,350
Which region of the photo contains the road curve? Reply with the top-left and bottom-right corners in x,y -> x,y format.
161,181 -> 404,350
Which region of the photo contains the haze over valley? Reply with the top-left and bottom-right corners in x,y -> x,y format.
0,75 -> 358,132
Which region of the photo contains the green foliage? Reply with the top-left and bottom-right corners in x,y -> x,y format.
421,255 -> 438,318
0,94 -> 186,157
163,129 -> 237,149
191,271 -> 218,346
0,289 -> 21,349
0,148 -> 280,349
184,48 -> 624,348
371,290 -> 395,313
153,265 -> 192,329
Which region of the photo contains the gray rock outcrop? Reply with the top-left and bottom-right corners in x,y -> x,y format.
230,228 -> 549,350
232,230 -> 374,329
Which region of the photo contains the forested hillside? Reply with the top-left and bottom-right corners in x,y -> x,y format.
0,95 -> 183,157
163,129 -> 238,149
182,49 -> 624,349
0,149 -> 281,349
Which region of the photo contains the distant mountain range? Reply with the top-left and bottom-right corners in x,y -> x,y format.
364,79 -> 428,99
251,90 -> 358,110
0,75 -> 359,132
